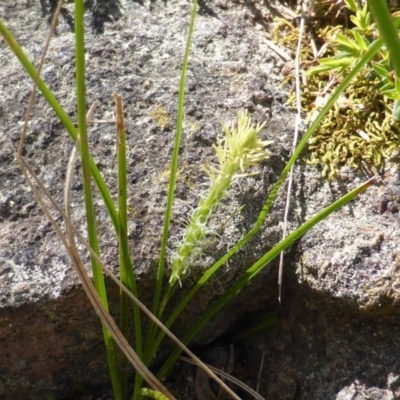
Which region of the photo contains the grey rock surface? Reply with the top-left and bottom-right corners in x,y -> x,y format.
0,0 -> 400,399
0,0 -> 291,398
297,164 -> 400,313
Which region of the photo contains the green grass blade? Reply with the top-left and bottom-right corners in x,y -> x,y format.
157,176 -> 378,378
115,95 -> 142,398
143,0 -> 198,370
368,0 -> 400,79
0,20 -> 119,232
152,0 -> 198,316
74,2 -> 121,398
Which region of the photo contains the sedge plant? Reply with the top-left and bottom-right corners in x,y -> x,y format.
2,0 -> 398,398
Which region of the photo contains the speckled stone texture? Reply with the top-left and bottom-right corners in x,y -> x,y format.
0,0 -> 291,398
1,0 -> 400,399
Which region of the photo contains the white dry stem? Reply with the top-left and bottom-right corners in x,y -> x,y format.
278,3 -> 309,303
18,0 -> 65,156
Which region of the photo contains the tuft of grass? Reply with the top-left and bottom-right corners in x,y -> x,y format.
2,0 -> 397,398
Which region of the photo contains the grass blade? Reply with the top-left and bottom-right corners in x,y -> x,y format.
143,0 -> 198,373
157,176 -> 379,378
368,0 -> 400,79
114,94 -> 143,397
74,1 -> 121,397
0,19 -> 119,232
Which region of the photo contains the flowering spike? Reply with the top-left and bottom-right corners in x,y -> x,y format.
169,110 -> 273,285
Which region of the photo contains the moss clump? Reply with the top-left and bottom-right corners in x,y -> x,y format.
272,3 -> 400,178
307,72 -> 400,178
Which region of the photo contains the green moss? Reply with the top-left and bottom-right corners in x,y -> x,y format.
272,6 -> 400,178
307,71 -> 400,178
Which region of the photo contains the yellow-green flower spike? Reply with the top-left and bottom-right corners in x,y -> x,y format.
170,110 -> 273,286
